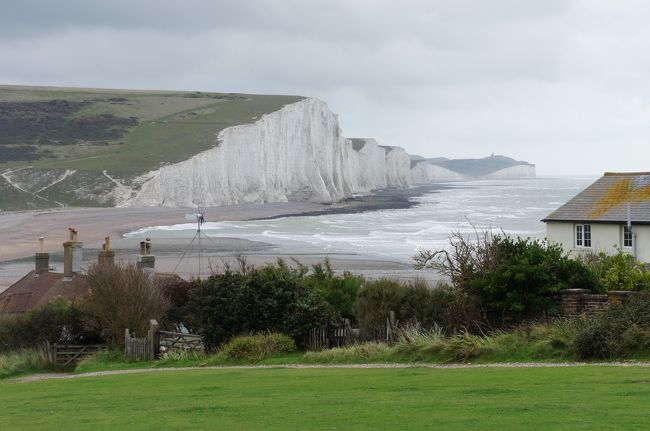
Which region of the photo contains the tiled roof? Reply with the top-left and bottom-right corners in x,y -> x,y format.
0,271 -> 88,315
543,172 -> 650,224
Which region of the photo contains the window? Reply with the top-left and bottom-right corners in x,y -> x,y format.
576,224 -> 591,247
623,225 -> 633,248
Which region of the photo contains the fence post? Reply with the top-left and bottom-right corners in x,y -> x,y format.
124,328 -> 130,360
148,319 -> 159,360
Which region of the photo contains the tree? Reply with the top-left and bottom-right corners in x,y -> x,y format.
80,262 -> 170,346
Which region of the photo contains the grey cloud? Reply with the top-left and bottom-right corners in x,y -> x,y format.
1,0 -> 650,174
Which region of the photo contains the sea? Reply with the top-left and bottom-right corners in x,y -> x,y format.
126,177 -> 595,264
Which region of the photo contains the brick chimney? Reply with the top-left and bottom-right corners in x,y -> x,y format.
136,237 -> 155,272
63,228 -> 83,281
98,236 -> 115,266
34,237 -> 50,274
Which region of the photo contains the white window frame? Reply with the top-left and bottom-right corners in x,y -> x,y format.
623,225 -> 633,248
575,224 -> 591,248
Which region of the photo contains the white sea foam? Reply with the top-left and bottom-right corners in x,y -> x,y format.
126,178 -> 595,262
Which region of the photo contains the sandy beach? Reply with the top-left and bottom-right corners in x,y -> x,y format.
0,198 -> 440,291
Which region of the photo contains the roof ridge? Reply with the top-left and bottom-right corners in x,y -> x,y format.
604,172 -> 650,176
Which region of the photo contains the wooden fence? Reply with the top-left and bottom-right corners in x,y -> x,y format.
307,312 -> 398,351
45,343 -> 107,367
307,319 -> 357,350
124,320 -> 204,361
124,328 -> 150,361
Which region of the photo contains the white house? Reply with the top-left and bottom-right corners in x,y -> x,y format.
543,172 -> 650,262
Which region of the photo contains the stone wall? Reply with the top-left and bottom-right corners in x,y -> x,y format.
556,289 -> 637,316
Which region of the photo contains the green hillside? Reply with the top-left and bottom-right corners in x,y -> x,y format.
0,85 -> 303,173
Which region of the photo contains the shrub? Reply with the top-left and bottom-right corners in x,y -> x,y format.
354,278 -> 453,339
160,277 -> 200,332
304,259 -> 364,320
581,249 -> 650,291
415,231 -> 600,322
574,293 -> 650,359
189,260 -> 333,350
80,262 -> 170,347
220,333 -> 296,361
0,298 -> 90,352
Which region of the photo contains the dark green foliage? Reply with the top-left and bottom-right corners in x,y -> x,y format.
219,332 -> 296,361
574,294 -> 650,359
304,259 -> 363,320
416,231 -> 600,323
0,298 -> 94,352
189,260 -> 333,350
354,278 -> 452,338
161,278 -> 200,332
470,237 -> 600,319
0,100 -> 137,147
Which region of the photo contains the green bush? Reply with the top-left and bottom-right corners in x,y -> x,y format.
416,232 -> 600,323
581,249 -> 650,291
0,298 -> 90,352
220,333 -> 296,361
189,260 -> 334,350
574,293 -> 650,359
354,278 -> 453,339
304,259 -> 364,320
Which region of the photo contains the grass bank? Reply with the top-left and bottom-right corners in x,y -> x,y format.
2,367 -> 650,430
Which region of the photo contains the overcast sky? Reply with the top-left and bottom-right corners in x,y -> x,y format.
2,0 -> 649,175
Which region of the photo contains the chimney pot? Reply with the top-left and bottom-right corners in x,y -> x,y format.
98,236 -> 115,266
35,237 -> 49,274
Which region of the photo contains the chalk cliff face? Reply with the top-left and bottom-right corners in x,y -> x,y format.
483,165 -> 536,179
1,97 -> 537,210
125,99 -> 422,207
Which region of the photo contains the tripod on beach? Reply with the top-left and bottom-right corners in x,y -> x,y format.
172,209 -> 216,279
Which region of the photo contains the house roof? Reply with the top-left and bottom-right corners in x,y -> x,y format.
543,172 -> 650,224
0,271 -> 88,315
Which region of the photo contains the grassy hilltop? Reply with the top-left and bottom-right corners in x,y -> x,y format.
0,85 -> 303,209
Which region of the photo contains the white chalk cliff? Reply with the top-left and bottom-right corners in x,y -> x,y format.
122,98 -> 443,207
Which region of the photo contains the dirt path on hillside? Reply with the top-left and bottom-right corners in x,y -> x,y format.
11,362 -> 650,383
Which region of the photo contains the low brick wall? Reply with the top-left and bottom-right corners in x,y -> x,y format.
556,289 -> 637,316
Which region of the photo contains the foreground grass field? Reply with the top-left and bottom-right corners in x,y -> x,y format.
2,367 -> 650,430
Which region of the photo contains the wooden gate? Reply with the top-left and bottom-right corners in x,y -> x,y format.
158,331 -> 204,354
307,319 -> 356,350
45,343 -> 107,367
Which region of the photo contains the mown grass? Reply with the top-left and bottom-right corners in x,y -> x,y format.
2,366 -> 650,430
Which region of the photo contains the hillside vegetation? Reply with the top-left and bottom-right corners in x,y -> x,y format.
0,85 -> 302,210
0,85 -> 303,172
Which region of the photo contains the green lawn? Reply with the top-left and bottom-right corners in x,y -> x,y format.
2,367 -> 650,430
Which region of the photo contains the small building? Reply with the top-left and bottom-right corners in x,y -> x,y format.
0,232 -> 157,316
542,172 -> 650,262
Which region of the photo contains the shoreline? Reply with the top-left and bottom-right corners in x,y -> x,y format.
0,184 -> 448,289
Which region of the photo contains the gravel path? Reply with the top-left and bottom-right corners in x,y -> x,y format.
12,361 -> 650,383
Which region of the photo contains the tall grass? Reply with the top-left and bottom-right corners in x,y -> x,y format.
0,350 -> 49,379
303,318 -> 588,364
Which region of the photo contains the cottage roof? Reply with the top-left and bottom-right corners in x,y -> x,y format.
543,172 -> 650,224
0,271 -> 87,315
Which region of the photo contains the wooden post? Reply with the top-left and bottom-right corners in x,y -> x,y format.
148,319 -> 159,360
124,328 -> 130,360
